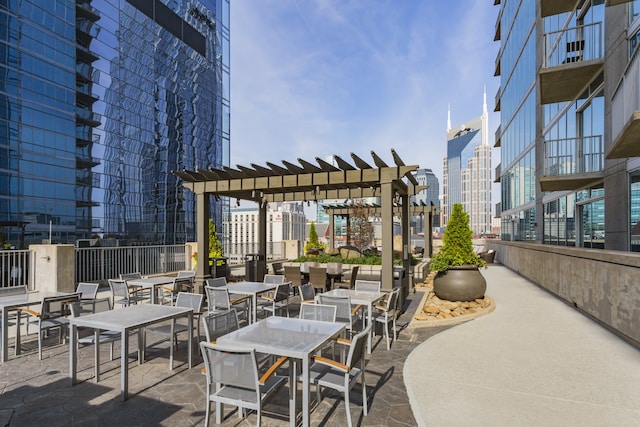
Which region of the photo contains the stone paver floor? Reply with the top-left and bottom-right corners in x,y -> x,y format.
0,291 -> 447,426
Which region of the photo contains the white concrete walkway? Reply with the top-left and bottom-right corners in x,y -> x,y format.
404,264 -> 640,427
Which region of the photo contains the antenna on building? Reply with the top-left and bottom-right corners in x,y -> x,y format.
482,85 -> 489,146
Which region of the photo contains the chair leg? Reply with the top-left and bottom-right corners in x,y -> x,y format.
385,320 -> 390,350
345,388 -> 352,427
204,398 -> 211,427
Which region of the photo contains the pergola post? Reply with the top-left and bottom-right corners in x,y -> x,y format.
401,193 -> 410,298
380,182 -> 394,292
329,213 -> 335,249
195,192 -> 210,293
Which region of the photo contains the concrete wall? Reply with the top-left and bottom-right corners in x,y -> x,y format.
487,241 -> 640,347
31,244 -> 76,293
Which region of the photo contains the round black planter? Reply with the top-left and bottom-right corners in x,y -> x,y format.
433,265 -> 486,302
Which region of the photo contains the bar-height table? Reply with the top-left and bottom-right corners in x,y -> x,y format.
223,281 -> 278,323
0,291 -> 69,362
318,288 -> 386,353
69,304 -> 193,401
217,316 -> 344,427
126,276 -> 175,304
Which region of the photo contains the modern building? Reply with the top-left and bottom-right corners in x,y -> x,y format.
0,0 -> 230,247
494,0 -> 640,251
411,168 -> 440,232
224,202 -> 306,263
442,94 -> 493,236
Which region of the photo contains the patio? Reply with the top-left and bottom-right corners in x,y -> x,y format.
0,286 -> 439,426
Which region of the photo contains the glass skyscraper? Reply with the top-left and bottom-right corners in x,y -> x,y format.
0,0 -> 229,247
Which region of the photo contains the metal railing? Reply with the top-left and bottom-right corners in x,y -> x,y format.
612,45 -> 640,144
76,245 -> 186,283
0,250 -> 32,290
543,136 -> 603,176
544,22 -> 603,68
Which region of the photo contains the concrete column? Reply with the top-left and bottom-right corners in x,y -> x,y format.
30,244 -> 75,293
195,193 -> 211,293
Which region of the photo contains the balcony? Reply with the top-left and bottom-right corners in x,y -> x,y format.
606,0 -> 632,5
608,48 -> 640,158
541,0 -> 575,17
494,163 -> 501,183
540,22 -> 604,104
494,124 -> 501,148
540,136 -> 604,191
494,85 -> 501,112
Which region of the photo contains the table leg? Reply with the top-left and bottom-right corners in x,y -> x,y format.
367,303 -> 373,353
187,313 -> 193,368
121,328 -> 129,401
94,329 -> 101,382
252,294 -> 257,324
69,324 -> 77,385
1,309 -> 8,362
289,359 -> 298,427
14,310 -> 21,356
302,356 -> 310,427
169,319 -> 175,370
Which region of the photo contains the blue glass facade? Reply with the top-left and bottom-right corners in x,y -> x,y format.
0,0 -> 230,247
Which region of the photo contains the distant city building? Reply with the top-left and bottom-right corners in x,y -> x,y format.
411,168 -> 440,232
224,203 -> 306,263
442,92 -> 492,235
0,0 -> 230,247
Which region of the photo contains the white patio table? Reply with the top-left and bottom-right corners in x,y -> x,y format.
317,288 -> 386,353
126,276 -> 175,304
217,316 -> 344,427
0,291 -> 69,362
223,281 -> 278,323
69,304 -> 193,401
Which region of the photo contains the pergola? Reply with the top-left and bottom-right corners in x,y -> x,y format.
173,149 -> 426,292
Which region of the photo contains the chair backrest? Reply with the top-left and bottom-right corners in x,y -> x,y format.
202,309 -> 240,342
200,341 -> 260,401
175,292 -> 204,312
386,288 -> 400,312
40,293 -> 81,321
284,265 -> 303,286
318,294 -> 352,326
76,282 -> 99,299
206,277 -> 227,288
263,274 -> 285,285
300,302 -> 336,322
205,286 -> 231,311
70,296 -> 112,317
355,279 -> 381,293
108,279 -> 130,303
346,324 -> 371,369
308,267 -> 327,292
348,266 -> 359,289
299,283 -> 315,302
272,283 -> 290,303
271,262 -> 283,275
120,272 -> 142,280
0,285 -> 27,296
177,270 -> 196,279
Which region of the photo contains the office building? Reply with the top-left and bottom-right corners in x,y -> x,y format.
442,94 -> 493,235
411,168 -> 440,232
224,203 -> 306,263
494,0 -> 640,251
0,0 -> 230,247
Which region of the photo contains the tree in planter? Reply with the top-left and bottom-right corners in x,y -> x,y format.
430,203 -> 486,301
304,221 -> 326,255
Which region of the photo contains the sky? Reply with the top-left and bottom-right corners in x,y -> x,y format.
229,1 -> 501,216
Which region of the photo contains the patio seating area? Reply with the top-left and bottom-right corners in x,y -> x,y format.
1,265 -> 639,426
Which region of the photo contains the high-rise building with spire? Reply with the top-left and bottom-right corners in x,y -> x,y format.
442,90 -> 492,235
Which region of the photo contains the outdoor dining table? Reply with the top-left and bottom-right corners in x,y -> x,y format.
223,281 -> 278,323
317,288 -> 386,353
69,304 -> 193,401
0,291 -> 70,362
126,276 -> 175,304
216,316 -> 345,427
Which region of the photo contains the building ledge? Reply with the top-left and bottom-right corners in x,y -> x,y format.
606,111 -> 640,159
540,172 -> 604,192
540,59 -> 603,104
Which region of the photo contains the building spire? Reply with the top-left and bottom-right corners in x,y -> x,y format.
482,85 -> 489,146
447,103 -> 451,132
